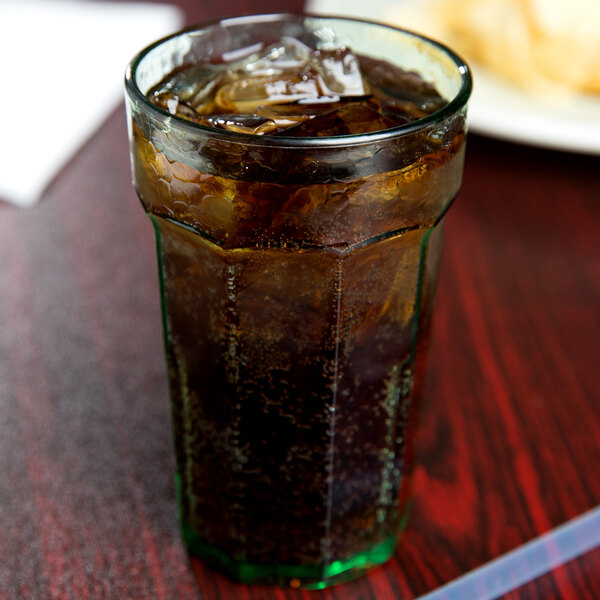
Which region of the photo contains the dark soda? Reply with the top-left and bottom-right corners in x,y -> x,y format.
127,25 -> 468,588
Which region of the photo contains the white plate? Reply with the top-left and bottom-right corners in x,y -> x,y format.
306,0 -> 600,154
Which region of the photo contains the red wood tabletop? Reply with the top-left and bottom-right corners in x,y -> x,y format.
1,1 -> 599,599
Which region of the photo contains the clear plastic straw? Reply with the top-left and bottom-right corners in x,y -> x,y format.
416,506 -> 600,600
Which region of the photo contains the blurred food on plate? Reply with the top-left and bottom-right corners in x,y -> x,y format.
388,0 -> 600,95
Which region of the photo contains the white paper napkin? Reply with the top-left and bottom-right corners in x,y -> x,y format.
0,0 -> 183,207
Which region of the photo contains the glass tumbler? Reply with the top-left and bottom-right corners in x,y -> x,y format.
125,13 -> 471,589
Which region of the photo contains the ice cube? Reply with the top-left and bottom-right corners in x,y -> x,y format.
213,74 -> 322,114
311,47 -> 367,96
206,114 -> 279,135
240,37 -> 312,76
273,96 -> 408,137
254,103 -> 317,133
149,63 -> 224,108
358,56 -> 446,117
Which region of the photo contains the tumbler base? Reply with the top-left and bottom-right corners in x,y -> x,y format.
182,525 -> 398,589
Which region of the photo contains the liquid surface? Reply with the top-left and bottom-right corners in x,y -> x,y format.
147,37 -> 447,136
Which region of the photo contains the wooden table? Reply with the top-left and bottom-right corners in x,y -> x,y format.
1,1 -> 599,598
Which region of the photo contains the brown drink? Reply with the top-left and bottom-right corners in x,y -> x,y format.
125,15 -> 471,588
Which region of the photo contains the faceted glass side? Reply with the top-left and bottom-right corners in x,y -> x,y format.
149,212 -> 446,588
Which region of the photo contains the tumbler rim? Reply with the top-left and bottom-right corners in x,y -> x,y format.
124,12 -> 472,148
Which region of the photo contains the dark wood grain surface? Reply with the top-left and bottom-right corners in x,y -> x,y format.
1,1 -> 599,598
